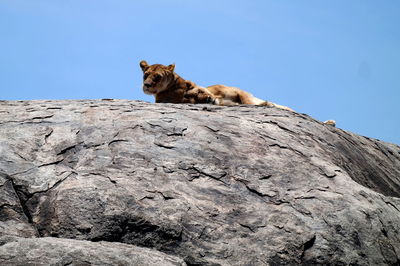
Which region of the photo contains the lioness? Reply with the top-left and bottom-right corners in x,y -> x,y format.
140,60 -> 336,125
139,60 -> 293,111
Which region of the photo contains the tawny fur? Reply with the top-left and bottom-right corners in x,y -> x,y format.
184,85 -> 293,111
140,60 -> 188,104
323,120 -> 336,127
139,60 -> 293,111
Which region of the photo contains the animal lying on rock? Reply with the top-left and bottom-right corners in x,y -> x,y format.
139,60 -> 293,111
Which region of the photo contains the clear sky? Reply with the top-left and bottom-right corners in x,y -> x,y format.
1,1 -> 399,144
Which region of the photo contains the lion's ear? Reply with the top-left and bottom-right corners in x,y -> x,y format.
167,63 -> 175,72
140,60 -> 149,71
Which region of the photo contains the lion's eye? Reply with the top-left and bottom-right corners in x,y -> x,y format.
153,75 -> 161,82
144,73 -> 149,79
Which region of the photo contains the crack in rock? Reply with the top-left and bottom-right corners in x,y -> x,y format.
300,234 -> 316,263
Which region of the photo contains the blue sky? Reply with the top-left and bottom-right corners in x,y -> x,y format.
1,1 -> 399,144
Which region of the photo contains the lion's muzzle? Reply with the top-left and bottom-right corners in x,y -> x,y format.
142,83 -> 154,95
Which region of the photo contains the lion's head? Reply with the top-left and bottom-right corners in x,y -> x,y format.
183,86 -> 219,104
140,60 -> 176,95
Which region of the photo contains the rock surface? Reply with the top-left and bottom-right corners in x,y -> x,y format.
0,235 -> 185,266
0,99 -> 399,265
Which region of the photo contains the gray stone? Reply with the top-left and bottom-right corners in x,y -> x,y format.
0,236 -> 186,266
0,99 -> 399,265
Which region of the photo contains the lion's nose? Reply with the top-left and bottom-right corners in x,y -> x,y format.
143,82 -> 152,88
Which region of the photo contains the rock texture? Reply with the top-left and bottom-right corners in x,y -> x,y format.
0,236 -> 185,266
0,99 -> 400,265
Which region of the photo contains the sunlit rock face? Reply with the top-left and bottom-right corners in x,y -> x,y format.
0,99 -> 399,265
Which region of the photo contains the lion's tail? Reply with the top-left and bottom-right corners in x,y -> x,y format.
323,120 -> 336,127
260,101 -> 335,127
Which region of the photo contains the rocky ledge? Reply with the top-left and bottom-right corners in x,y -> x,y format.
0,99 -> 399,265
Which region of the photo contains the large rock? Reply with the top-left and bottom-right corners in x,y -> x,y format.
0,99 -> 399,265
